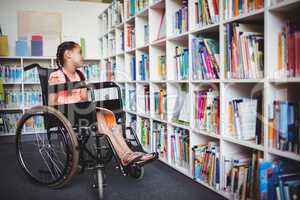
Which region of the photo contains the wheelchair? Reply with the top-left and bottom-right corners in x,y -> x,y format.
15,63 -> 158,199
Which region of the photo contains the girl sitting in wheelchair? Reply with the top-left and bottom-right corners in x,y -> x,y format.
48,41 -> 155,166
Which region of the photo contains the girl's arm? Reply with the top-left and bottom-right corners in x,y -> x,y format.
48,73 -> 60,105
48,93 -> 58,106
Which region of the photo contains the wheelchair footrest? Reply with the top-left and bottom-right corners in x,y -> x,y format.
133,152 -> 159,167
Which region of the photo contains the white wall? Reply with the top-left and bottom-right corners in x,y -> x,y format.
0,0 -> 109,58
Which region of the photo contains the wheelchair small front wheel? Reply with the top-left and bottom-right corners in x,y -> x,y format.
128,165 -> 144,180
97,169 -> 104,200
16,106 -> 79,188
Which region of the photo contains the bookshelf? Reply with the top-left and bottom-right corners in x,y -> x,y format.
0,56 -> 101,136
98,0 -> 300,199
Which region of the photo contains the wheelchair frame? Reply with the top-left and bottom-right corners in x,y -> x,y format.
16,63 -> 158,199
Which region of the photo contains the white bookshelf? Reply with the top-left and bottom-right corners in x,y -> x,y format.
0,56 -> 101,136
99,0 -> 300,199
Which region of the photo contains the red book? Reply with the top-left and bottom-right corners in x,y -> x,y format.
212,0 -> 219,16
295,31 -> 300,77
31,35 -> 43,41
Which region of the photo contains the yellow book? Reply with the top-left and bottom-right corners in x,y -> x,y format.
278,32 -> 283,70
0,35 -> 9,56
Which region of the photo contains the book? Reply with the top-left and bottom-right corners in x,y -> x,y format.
172,84 -> 189,125
16,38 -> 28,56
194,89 -> 220,134
224,23 -> 264,79
169,127 -> 189,168
152,121 -> 168,159
173,1 -> 188,35
192,37 -> 220,80
137,0 -> 149,12
130,56 -> 136,80
192,142 -> 220,190
127,0 -> 136,18
227,98 -> 259,143
157,54 -> 166,80
154,86 -> 167,120
0,113 -> 22,134
174,46 -> 189,80
223,0 -> 264,20
83,63 -> 101,82
31,35 -> 43,56
194,0 -> 219,27
0,35 -> 9,56
111,0 -> 124,26
139,54 -> 149,80
268,100 -> 300,155
222,150 -> 262,199
140,118 -> 150,147
127,24 -> 135,49
144,24 -> 149,44
143,85 -> 150,114
128,89 -> 136,111
276,19 -> 300,78
0,64 -> 22,83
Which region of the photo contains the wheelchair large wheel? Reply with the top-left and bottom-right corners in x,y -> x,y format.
16,106 -> 79,188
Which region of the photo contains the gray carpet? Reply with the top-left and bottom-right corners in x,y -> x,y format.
0,141 -> 226,200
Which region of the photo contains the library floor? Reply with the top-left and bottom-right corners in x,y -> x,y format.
0,142 -> 225,200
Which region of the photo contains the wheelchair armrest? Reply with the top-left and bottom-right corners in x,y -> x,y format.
48,81 -> 89,94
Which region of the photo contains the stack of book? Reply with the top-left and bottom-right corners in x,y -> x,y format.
139,54 -> 149,80
268,101 -> 300,155
223,0 -> 264,20
111,0 -> 124,25
192,37 -> 220,80
0,113 -> 22,134
128,89 -> 136,111
169,127 -> 189,168
225,23 -> 264,79
140,118 -> 150,148
154,87 -> 167,119
2,89 -> 22,108
24,67 -> 39,83
127,24 -> 135,49
24,89 -> 42,107
84,63 -> 101,82
157,55 -> 166,80
276,20 -> 300,78
259,158 -> 300,200
130,56 -> 136,80
137,0 -> 148,12
174,46 -> 189,80
0,64 -> 22,83
152,121 -> 168,159
222,150 -> 262,200
127,0 -> 136,18
173,1 -> 188,35
194,89 -> 219,134
194,0 -> 219,27
143,85 -> 150,114
192,142 -> 220,190
23,115 -> 45,132
227,98 -> 259,143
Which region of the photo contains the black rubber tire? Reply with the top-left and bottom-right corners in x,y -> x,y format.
16,106 -> 79,188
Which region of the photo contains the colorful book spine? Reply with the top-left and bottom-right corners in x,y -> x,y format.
127,0 -> 136,18
276,20 -> 300,78
225,23 -> 264,79
223,0 -> 264,20
194,0 -> 220,26
154,87 -> 167,119
143,85 -> 150,114
0,64 -> 22,83
84,63 -> 101,82
192,37 -> 220,80
1,89 -> 22,108
227,98 -> 259,143
24,67 -> 39,83
136,0 -> 148,12
140,118 -> 150,147
222,150 -> 262,200
105,59 -> 116,81
174,46 -> 189,80
111,0 -> 124,25
169,127 -> 189,168
130,56 -> 136,80
194,89 -> 219,134
268,101 -> 300,155
192,142 -> 220,190
139,54 -> 149,80
173,1 -> 188,35
152,121 -> 168,159
0,113 -> 22,134
127,24 -> 135,49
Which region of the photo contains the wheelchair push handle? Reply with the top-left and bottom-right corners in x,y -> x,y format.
24,63 -> 42,71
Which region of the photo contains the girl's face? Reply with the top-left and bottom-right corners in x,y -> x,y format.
66,45 -> 84,68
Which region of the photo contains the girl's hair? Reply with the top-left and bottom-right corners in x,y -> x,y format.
56,41 -> 79,68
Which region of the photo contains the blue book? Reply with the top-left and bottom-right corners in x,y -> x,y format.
259,160 -> 272,200
16,39 -> 28,56
280,102 -> 289,150
31,40 -> 43,56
